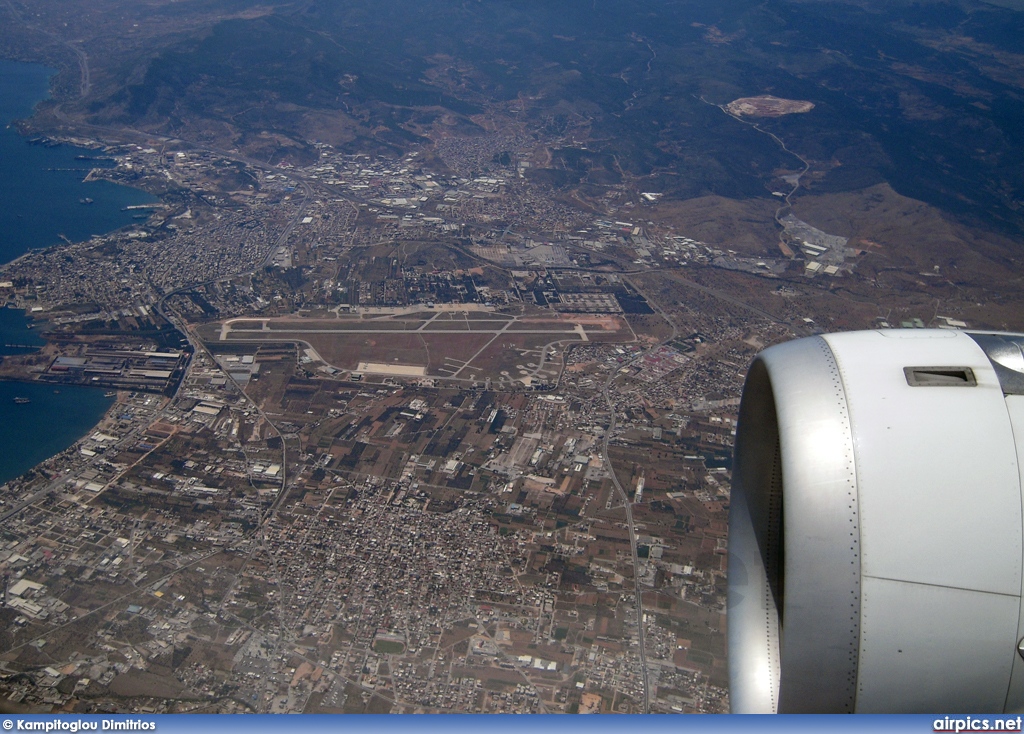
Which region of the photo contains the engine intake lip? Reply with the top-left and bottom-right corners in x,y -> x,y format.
732,329 -> 1024,713
729,335 -> 861,713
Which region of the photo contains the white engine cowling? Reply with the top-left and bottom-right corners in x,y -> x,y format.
729,329 -> 1024,713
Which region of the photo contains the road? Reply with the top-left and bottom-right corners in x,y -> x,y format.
600,364 -> 650,713
593,277 -> 679,714
588,273 -> 688,713
702,96 -> 812,255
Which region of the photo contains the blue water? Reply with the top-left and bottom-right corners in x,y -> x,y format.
0,59 -> 152,484
0,59 -> 157,263
0,305 -> 45,356
0,376 -> 113,485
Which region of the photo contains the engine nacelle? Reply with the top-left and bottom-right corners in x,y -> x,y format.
729,329 -> 1024,713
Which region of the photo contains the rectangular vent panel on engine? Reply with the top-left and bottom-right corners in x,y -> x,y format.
904,366 -> 977,387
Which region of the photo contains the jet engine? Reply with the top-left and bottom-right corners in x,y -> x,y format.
728,329 -> 1024,713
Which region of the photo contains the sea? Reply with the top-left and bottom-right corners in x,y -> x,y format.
0,59 -> 158,486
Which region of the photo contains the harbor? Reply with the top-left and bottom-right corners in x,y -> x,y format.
0,60 -> 149,486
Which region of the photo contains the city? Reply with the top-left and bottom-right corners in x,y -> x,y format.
1,0 -> 1023,715
0,129 -> 760,714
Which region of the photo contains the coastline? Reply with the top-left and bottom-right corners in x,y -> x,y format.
0,378 -> 115,487
0,59 -> 167,488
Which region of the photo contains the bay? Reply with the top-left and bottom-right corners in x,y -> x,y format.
0,304 -> 45,356
0,59 -> 157,485
0,376 -> 113,486
0,59 -> 158,263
